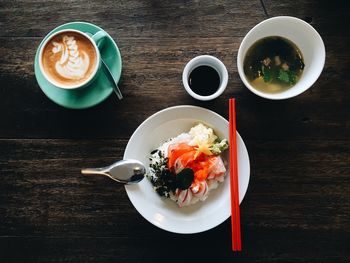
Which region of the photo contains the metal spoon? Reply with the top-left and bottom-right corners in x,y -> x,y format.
85,32 -> 123,100
81,159 -> 146,184
101,59 -> 123,100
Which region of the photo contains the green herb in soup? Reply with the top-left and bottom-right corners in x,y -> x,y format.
243,36 -> 305,93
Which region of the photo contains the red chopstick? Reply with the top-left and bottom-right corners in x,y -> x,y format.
229,98 -> 242,251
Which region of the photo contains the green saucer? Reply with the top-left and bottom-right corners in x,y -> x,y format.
34,22 -> 122,109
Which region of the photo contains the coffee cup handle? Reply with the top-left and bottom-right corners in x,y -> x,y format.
90,31 -> 108,48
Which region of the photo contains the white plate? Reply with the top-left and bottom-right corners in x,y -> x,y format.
124,105 -> 250,234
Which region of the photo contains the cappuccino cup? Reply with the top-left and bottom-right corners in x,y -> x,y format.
39,29 -> 107,90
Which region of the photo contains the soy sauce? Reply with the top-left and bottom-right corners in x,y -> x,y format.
188,65 -> 220,96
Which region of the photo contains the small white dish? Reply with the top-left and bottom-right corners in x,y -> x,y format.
182,55 -> 228,101
237,16 -> 326,100
124,105 -> 250,234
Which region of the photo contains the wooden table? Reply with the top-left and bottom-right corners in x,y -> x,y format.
1,1 -> 349,262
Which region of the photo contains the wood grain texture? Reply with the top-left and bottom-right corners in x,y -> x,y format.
1,139 -> 349,234
0,139 -> 349,262
1,0 -> 350,262
0,36 -> 349,139
1,228 -> 349,263
262,0 -> 350,36
0,0 -> 265,38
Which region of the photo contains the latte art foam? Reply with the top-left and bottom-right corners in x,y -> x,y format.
52,36 -> 90,80
41,31 -> 97,88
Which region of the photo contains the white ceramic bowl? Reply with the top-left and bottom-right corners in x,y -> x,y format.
237,16 -> 326,100
182,55 -> 228,101
124,105 -> 250,234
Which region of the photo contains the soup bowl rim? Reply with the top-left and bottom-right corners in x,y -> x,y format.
237,16 -> 325,100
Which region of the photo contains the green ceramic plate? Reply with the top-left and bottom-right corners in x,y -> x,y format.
34,22 -> 122,109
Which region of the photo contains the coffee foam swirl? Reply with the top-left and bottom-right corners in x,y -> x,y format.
52,35 -> 90,80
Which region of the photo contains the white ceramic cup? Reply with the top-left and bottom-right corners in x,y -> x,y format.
182,55 -> 228,101
237,16 -> 326,100
39,29 -> 107,90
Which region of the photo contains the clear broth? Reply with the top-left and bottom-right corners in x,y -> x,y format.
243,36 -> 304,93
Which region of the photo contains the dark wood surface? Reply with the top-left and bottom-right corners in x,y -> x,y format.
1,1 -> 349,262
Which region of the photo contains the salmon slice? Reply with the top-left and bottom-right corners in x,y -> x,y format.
191,155 -> 225,181
168,142 -> 195,169
207,156 -> 226,179
169,142 -> 226,185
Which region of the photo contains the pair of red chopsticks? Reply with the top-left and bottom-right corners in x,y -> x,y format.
229,98 -> 242,251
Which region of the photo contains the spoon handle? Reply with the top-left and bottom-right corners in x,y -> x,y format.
101,59 -> 123,100
85,31 -> 123,101
81,168 -> 107,176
